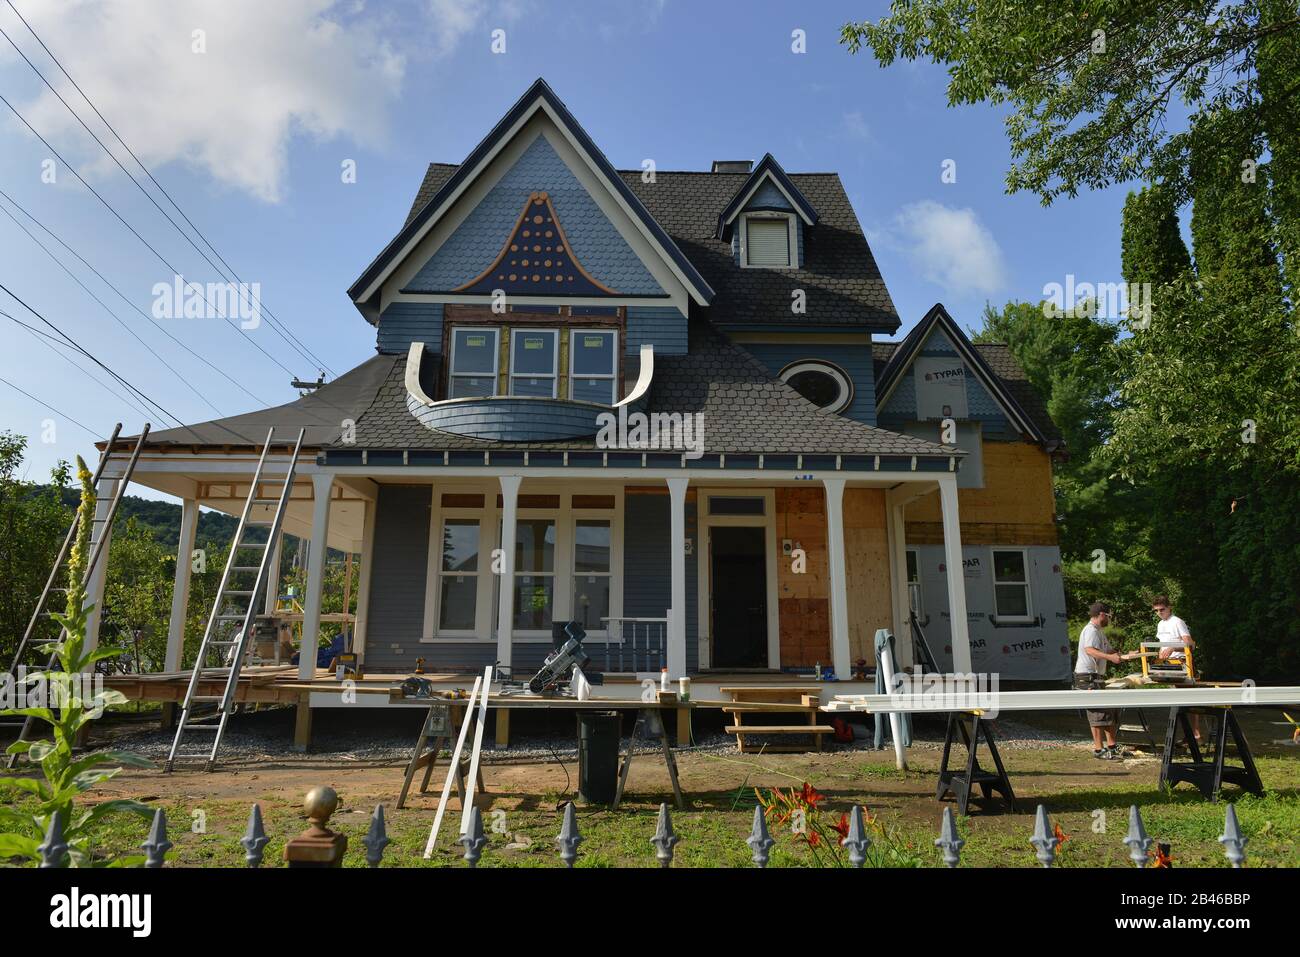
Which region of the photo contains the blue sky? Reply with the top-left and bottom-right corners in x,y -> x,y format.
0,0 -> 1135,493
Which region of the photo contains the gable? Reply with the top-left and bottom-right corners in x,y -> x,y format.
404,133 -> 664,298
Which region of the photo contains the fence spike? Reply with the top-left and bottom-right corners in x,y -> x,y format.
556,802 -> 582,868
1123,805 -> 1153,868
141,808 -> 173,868
37,810 -> 69,868
841,806 -> 872,868
746,805 -> 774,868
1029,805 -> 1059,868
650,803 -> 679,867
458,806 -> 487,868
240,804 -> 270,868
935,807 -> 964,868
1218,804 -> 1247,869
362,804 -> 394,867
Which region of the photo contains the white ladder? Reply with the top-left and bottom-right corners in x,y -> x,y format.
164,427 -> 305,772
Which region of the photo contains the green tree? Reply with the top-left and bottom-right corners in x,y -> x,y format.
102,518 -> 175,673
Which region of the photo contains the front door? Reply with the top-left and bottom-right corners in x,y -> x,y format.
709,526 -> 768,668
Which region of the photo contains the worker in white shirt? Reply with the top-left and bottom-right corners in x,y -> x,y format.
1074,602 -> 1125,759
1152,595 -> 1198,738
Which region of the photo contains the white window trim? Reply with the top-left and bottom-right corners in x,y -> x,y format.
448,326 -> 500,398
509,327 -> 559,398
568,328 -> 618,405
779,359 -> 853,414
423,485 -> 623,643
991,546 -> 1034,624
695,488 -> 779,670
740,211 -> 797,269
905,548 -> 923,619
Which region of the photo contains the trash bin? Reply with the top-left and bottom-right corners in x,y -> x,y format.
577,711 -> 620,804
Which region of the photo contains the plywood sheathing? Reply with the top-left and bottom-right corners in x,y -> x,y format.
904,442 -> 1057,542
844,488 -> 891,666
776,487 -> 830,668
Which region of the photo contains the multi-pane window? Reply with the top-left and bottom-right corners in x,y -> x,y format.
449,328 -> 499,398
906,550 -> 923,618
992,549 -> 1032,621
569,330 -> 617,404
437,519 -> 480,632
513,518 -> 556,630
745,216 -> 791,267
571,520 -> 611,631
509,329 -> 558,397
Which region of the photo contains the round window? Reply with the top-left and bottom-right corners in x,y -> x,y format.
779,361 -> 852,414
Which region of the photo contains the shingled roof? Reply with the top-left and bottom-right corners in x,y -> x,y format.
337,319 -> 956,456
401,162 -> 899,332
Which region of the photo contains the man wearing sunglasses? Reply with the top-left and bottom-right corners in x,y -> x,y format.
1152,595 -> 1198,739
1074,601 -> 1125,759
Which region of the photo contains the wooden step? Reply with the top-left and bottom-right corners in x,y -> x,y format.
725,725 -> 834,735
722,705 -> 816,714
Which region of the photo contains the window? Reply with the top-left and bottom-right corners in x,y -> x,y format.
449,328 -> 499,398
992,549 -> 1032,621
572,520 -> 611,631
437,519 -> 480,632
708,496 -> 765,516
744,215 -> 792,267
779,360 -> 852,414
513,518 -> 556,630
509,329 -> 558,397
570,330 -> 617,404
905,549 -> 923,618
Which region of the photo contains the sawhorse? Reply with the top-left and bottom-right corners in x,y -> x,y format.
1160,706 -> 1264,801
612,708 -> 684,810
397,700 -> 486,810
936,711 -> 1018,815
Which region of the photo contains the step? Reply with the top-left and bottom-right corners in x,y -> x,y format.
725,725 -> 835,735
231,566 -> 262,573
235,542 -> 268,549
721,705 -> 817,714
225,590 -> 256,597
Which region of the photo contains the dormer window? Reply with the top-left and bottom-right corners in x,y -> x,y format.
742,213 -> 795,268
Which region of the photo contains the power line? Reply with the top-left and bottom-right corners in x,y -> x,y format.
0,201 -> 223,417
0,4 -> 337,378
0,280 -> 186,429
0,90 -> 301,380
0,187 -> 272,407
0,372 -> 99,438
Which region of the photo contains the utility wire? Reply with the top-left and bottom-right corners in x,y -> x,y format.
0,187 -> 271,406
0,281 -> 185,429
0,5 -> 336,377
0,201 -> 223,417
0,372 -> 99,438
0,90 -> 300,379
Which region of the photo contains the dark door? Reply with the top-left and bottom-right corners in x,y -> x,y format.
710,526 -> 768,668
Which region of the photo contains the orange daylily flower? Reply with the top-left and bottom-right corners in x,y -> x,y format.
832,812 -> 850,839
1054,823 -> 1070,845
1149,846 -> 1173,868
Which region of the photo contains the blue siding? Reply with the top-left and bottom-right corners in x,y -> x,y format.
741,342 -> 877,425
410,394 -> 604,441
623,492 -> 698,672
626,306 -> 687,355
407,134 -> 664,296
363,485 -> 432,672
377,301 -> 442,354
748,180 -> 793,210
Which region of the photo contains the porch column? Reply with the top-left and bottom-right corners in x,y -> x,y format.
938,475 -> 972,672
263,532 -> 284,616
299,473 -> 335,680
352,499 -> 376,661
884,490 -> 912,669
822,478 -> 852,680
83,476 -> 117,656
164,497 -> 200,673
666,477 -> 688,679
496,475 -> 521,675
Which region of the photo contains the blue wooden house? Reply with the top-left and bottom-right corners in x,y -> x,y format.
94,79 -> 1070,725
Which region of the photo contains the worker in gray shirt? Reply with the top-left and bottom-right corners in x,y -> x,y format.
1074,601 -> 1125,759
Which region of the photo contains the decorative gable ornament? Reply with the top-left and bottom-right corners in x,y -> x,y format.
453,191 -> 619,297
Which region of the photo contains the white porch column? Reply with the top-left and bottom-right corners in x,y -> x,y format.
300,473 -> 335,680
83,477 -> 117,656
164,497 -> 200,672
822,478 -> 852,680
938,475 -> 972,672
496,475 -> 521,675
352,499 -> 376,661
666,477 -> 688,679
884,490 -> 912,669
263,532 -> 284,617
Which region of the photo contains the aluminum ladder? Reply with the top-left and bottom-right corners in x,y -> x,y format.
5,423 -> 150,768
164,427 -> 305,772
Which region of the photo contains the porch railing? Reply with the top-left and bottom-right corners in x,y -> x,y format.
598,617 -> 668,673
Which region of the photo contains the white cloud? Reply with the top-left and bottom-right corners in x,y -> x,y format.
0,0 -> 416,202
841,111 -> 871,143
882,200 -> 1007,296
